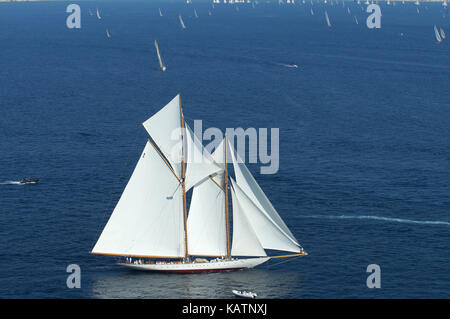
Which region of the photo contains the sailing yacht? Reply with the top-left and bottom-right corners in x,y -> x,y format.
91,95 -> 307,273
154,40 -> 167,72
440,27 -> 446,40
179,15 -> 186,29
434,25 -> 443,43
159,8 -> 163,17
106,29 -> 111,38
96,8 -> 101,20
325,11 -> 331,27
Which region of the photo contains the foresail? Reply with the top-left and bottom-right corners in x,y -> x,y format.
230,182 -> 267,257
187,174 -> 227,256
142,95 -> 183,178
92,141 -> 185,257
228,141 -> 300,247
185,124 -> 222,191
231,179 -> 301,253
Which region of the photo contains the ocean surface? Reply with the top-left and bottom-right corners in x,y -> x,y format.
0,0 -> 449,298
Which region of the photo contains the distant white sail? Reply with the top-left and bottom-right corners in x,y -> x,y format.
310,8 -> 314,15
154,40 -> 166,72
179,15 -> 186,29
354,15 -> 358,24
325,11 -> 331,27
194,9 -> 198,18
159,8 -> 163,17
106,29 -> 111,38
434,25 -> 443,43
440,27 -> 446,40
96,8 -> 101,20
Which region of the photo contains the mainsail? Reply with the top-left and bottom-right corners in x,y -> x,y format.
154,40 -> 166,72
435,25 -> 443,43
187,140 -> 227,256
96,8 -> 101,20
179,15 -> 186,29
325,11 -> 331,27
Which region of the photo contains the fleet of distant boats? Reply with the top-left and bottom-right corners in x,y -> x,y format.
85,1 -> 448,70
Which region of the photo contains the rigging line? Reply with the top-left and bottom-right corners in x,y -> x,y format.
147,138 -> 181,182
209,175 -> 224,192
265,255 -> 304,268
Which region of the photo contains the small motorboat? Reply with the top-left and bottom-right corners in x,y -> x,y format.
232,290 -> 257,299
20,178 -> 39,184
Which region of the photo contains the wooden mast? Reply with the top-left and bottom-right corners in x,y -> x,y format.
179,94 -> 189,262
224,135 -> 231,260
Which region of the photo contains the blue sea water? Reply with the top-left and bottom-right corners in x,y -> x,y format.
0,0 -> 449,298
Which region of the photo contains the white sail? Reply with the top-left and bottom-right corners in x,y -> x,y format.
228,141 -> 300,249
187,174 -> 227,256
325,11 -> 331,27
96,8 -> 101,19
185,124 -> 223,191
154,40 -> 166,72
92,141 -> 185,257
230,182 -> 267,257
354,16 -> 359,25
435,25 -> 443,43
159,8 -> 163,16
440,27 -> 446,40
142,95 -> 183,178
194,9 -> 198,18
231,179 -> 301,253
106,29 -> 111,38
179,15 -> 186,29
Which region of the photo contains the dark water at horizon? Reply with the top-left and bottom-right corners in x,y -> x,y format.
0,1 -> 449,298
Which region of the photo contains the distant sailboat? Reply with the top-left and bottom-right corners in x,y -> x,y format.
443,0 -> 448,7
159,8 -> 163,17
179,15 -> 186,29
440,27 -> 446,40
354,16 -> 359,24
89,9 -> 93,16
154,40 -> 167,72
325,11 -> 331,27
434,25 -> 443,43
96,8 -> 101,20
106,29 -> 111,38
90,94 -> 307,273
347,7 -> 351,14
194,9 -> 198,18
310,8 -> 314,15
